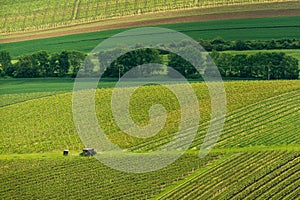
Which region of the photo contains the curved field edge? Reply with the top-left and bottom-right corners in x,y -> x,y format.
0,92 -> 63,107
1,1 -> 300,43
0,80 -> 299,154
155,151 -> 300,199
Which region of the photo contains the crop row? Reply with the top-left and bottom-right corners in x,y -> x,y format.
130,88 -> 300,152
0,92 -> 61,107
0,152 -> 222,199
0,0 -> 289,33
0,80 -> 299,154
158,151 -> 300,199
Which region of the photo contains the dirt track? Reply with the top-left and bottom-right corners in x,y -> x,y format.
1,8 -> 300,44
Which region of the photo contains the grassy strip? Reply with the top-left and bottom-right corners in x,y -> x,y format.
1,144 -> 299,161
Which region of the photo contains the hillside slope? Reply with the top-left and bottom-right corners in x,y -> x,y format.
1,1 -> 300,43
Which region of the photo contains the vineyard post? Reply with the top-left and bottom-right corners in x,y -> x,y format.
86,0 -> 91,20
105,0 -> 108,18
51,0 -> 58,28
75,0 -> 82,21
62,0 -> 69,24
95,0 -> 100,19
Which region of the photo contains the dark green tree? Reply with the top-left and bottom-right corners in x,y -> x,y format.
67,51 -> 86,77
58,51 -> 70,77
14,54 -> 39,78
0,50 -> 13,76
32,51 -> 50,77
103,48 -> 163,78
49,52 -> 60,77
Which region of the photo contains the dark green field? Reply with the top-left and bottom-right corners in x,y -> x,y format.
2,16 -> 300,58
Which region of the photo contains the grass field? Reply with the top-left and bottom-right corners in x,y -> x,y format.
2,16 -> 300,58
0,0 -> 296,34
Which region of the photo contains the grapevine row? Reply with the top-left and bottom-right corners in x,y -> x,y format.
0,0 -> 293,33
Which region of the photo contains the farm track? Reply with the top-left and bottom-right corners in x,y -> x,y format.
1,7 -> 300,44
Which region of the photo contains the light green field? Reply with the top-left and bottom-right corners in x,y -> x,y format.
0,79 -> 299,199
0,0 -> 296,33
1,1 -> 300,198
1,80 -> 299,154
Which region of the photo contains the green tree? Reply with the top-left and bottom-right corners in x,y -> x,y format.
80,57 -> 95,76
234,40 -> 249,50
49,52 -> 60,77
58,51 -> 70,77
32,51 -> 50,77
14,55 -> 39,78
232,54 -> 249,77
103,48 -> 163,78
67,51 -> 86,77
280,55 -> 299,79
0,50 -> 13,76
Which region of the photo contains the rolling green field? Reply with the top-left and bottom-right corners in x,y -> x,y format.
0,80 -> 299,151
0,79 -> 299,199
2,16 -> 300,58
0,0 -> 295,33
1,0 -> 300,198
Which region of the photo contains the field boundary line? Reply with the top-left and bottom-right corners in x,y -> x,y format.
0,91 -> 70,110
210,145 -> 300,153
153,153 -> 234,199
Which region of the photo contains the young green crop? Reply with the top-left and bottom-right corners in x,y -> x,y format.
0,80 -> 299,154
158,151 -> 300,199
0,151 -> 223,199
0,80 -> 299,199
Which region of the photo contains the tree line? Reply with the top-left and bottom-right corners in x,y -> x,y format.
199,37 -> 300,51
209,51 -> 299,80
0,46 -> 298,80
0,50 -> 88,78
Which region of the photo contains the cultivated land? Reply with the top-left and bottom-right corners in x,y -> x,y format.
0,80 -> 299,199
1,0 -> 300,199
2,16 -> 300,58
1,1 -> 300,43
